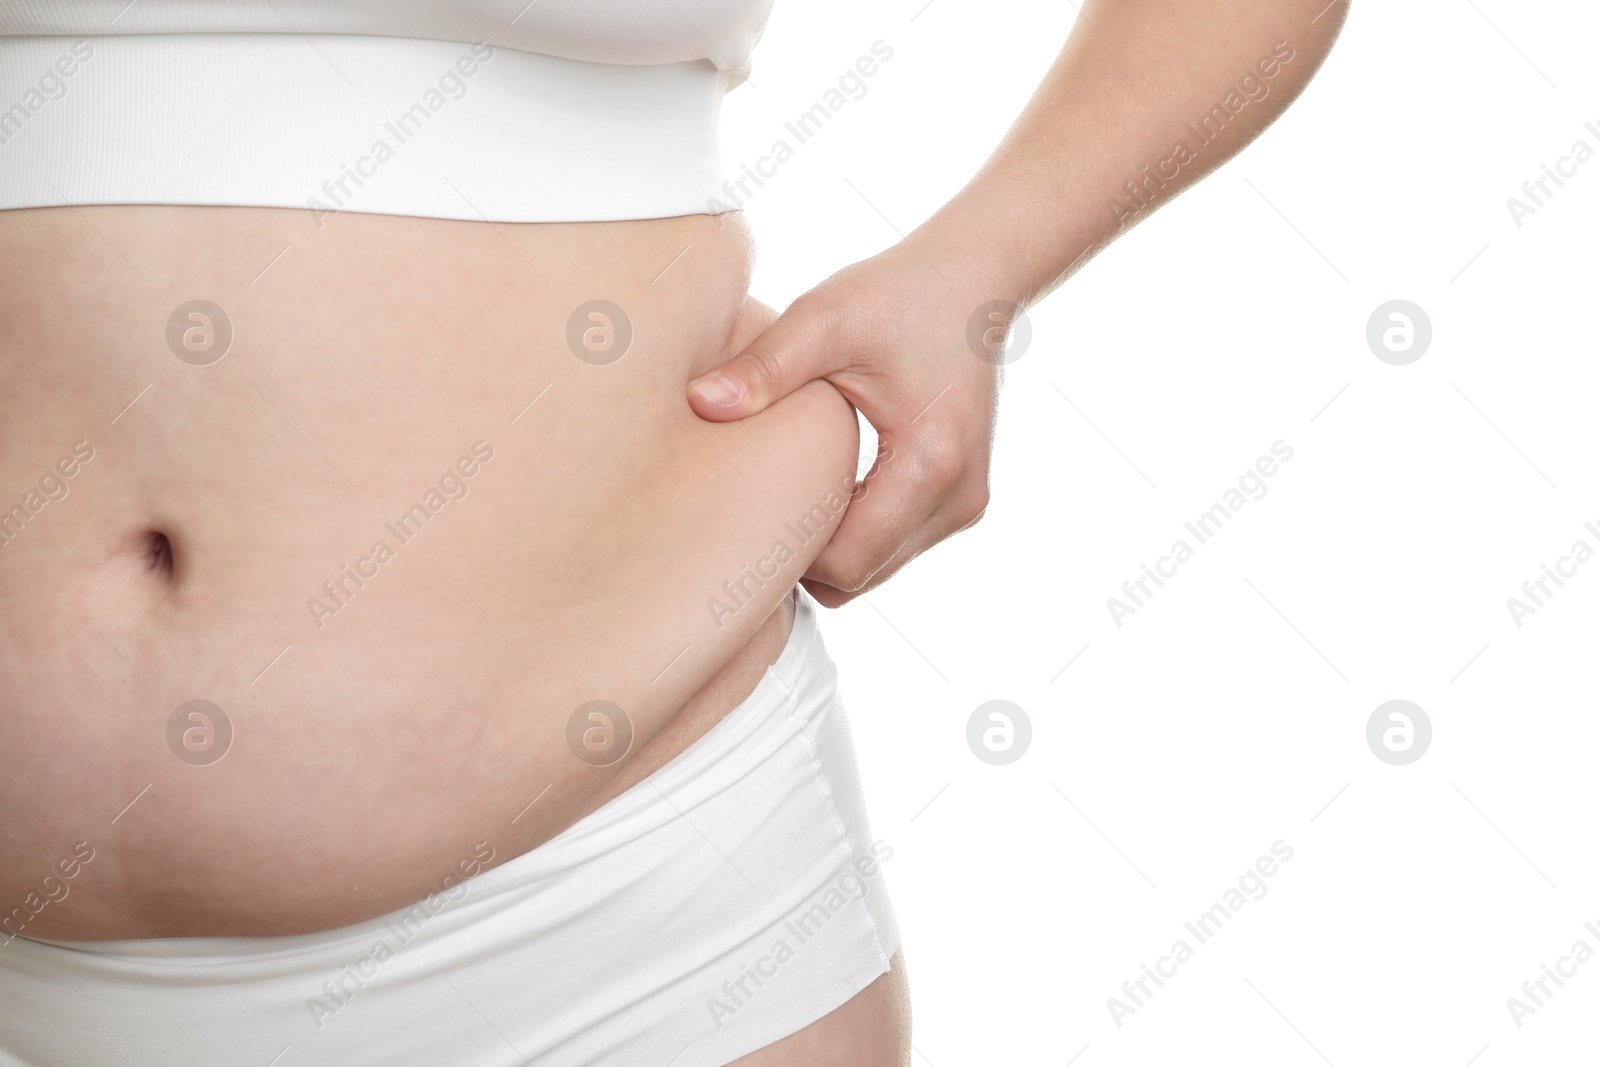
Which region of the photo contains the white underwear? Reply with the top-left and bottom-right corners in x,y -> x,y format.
0,592 -> 899,1066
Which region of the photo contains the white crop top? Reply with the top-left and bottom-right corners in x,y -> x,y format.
0,1 -> 776,222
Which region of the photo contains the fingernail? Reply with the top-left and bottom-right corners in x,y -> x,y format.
689,374 -> 744,407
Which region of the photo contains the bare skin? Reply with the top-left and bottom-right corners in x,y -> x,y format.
0,204 -> 865,939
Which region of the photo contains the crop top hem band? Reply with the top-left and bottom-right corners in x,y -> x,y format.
0,34 -> 737,223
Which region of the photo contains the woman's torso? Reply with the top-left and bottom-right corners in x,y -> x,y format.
0,201 -> 858,939
0,0 -> 862,942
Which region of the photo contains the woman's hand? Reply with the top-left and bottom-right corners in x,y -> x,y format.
688,0 -> 1349,606
687,240 -> 1003,607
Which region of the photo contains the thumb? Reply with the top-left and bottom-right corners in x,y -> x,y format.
687,296 -> 838,422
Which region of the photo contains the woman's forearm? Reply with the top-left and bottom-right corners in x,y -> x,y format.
915,0 -> 1351,304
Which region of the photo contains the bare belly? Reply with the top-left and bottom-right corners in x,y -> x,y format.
0,205 -> 859,939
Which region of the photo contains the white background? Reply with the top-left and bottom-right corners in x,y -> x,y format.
724,1 -> 1600,1063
